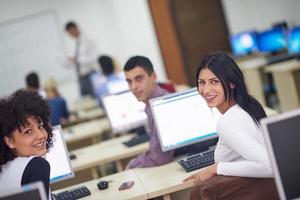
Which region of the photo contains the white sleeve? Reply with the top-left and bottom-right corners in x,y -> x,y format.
216,118 -> 273,178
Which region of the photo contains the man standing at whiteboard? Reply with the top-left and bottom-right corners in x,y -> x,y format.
65,21 -> 97,97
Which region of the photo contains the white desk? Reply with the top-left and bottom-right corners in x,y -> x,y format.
71,134 -> 149,173
70,97 -> 99,113
264,59 -> 300,112
63,118 -> 110,145
134,161 -> 201,200
54,170 -> 148,200
237,56 -> 268,105
62,107 -> 105,128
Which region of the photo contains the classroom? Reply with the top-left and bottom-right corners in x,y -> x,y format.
0,0 -> 299,200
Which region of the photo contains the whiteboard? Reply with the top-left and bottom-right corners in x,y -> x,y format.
0,11 -> 72,96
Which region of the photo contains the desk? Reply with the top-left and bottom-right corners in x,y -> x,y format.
70,97 -> 99,113
62,107 -> 105,128
63,118 -> 110,145
71,134 -> 149,173
237,56 -> 268,105
54,170 -> 148,200
264,59 -> 300,112
134,161 -> 200,200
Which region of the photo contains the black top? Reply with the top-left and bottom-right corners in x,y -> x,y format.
21,157 -> 50,198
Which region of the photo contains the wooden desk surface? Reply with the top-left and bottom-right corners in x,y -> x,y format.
63,118 -> 110,144
55,170 -> 148,200
71,134 -> 149,172
133,161 -> 201,199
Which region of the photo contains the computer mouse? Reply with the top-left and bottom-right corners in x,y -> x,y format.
97,181 -> 108,190
69,153 -> 77,160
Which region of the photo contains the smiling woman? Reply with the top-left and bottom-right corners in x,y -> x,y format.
0,90 -> 54,199
184,52 -> 276,199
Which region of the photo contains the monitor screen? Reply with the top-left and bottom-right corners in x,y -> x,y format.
257,27 -> 287,53
45,126 -> 74,183
0,181 -> 47,200
287,27 -> 300,53
230,31 -> 258,56
150,88 -> 221,152
260,109 -> 300,200
102,90 -> 147,134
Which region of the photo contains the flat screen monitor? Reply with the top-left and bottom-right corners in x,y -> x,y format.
230,31 -> 258,56
45,126 -> 74,183
0,181 -> 47,200
257,27 -> 287,53
102,90 -> 147,134
287,27 -> 300,53
260,109 -> 300,200
150,88 -> 221,152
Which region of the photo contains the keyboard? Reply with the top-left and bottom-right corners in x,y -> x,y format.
123,134 -> 149,147
178,149 -> 215,172
54,186 -> 91,200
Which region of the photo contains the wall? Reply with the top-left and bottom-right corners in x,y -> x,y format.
221,0 -> 300,34
0,0 -> 166,104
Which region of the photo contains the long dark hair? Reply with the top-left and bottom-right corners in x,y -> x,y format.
195,52 -> 266,125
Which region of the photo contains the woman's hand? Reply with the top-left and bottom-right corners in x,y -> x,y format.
183,163 -> 217,185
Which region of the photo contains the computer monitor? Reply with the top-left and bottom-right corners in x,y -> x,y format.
45,126 -> 74,183
287,26 -> 300,53
257,27 -> 287,53
230,31 -> 258,56
0,181 -> 47,200
150,88 -> 221,152
260,109 -> 300,200
102,90 -> 147,134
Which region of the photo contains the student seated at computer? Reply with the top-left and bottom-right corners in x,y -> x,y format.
0,90 -> 53,199
44,77 -> 70,126
25,71 -> 46,98
94,55 -> 127,106
124,56 -> 174,169
184,52 -> 277,199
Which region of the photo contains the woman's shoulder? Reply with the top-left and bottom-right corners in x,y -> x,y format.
27,157 -> 50,169
217,105 -> 252,128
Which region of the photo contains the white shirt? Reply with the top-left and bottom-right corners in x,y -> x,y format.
0,156 -> 34,193
215,105 -> 273,178
75,34 -> 97,76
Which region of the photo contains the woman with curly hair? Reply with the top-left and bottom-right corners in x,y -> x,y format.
0,90 -> 54,198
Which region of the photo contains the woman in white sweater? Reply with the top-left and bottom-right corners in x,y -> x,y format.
184,52 -> 273,185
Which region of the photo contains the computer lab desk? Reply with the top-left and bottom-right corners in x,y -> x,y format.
62,107 -> 106,128
70,134 -> 149,177
55,160 -> 203,200
70,96 -> 99,113
237,56 -> 268,106
63,118 -> 110,149
264,59 -> 300,112
54,169 -> 148,200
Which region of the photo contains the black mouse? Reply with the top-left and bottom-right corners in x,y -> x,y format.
69,153 -> 77,160
97,181 -> 108,190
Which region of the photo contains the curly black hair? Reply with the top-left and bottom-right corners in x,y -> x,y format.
0,90 -> 53,172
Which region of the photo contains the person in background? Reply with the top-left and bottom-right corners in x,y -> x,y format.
94,55 -> 127,106
184,52 -> 275,199
44,77 -> 69,126
124,55 -> 174,169
25,72 -> 46,98
65,21 -> 97,97
0,90 -> 54,199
